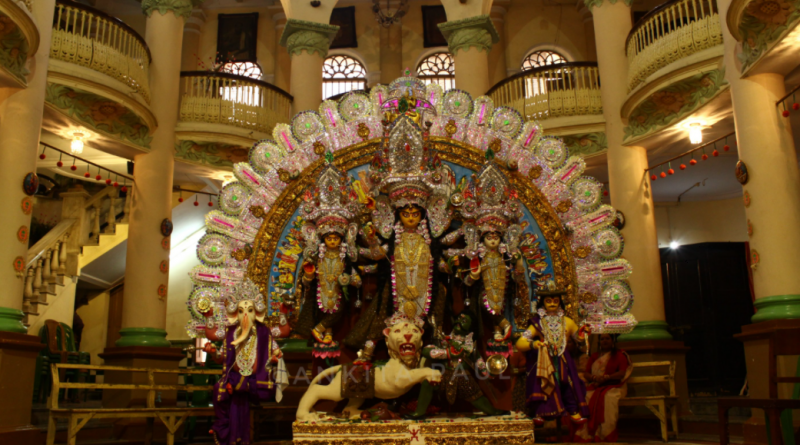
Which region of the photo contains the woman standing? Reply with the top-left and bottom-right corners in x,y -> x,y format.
573,334 -> 633,442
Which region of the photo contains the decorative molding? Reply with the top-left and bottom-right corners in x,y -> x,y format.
0,8 -> 31,84
623,68 -> 728,143
47,69 -> 158,131
584,0 -> 633,11
736,0 -> 800,71
437,14 -> 500,55
279,19 -> 340,58
560,132 -> 608,158
141,0 -> 205,20
174,140 -> 249,169
45,83 -> 153,148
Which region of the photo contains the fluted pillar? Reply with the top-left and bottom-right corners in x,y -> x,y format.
114,0 -> 199,348
588,0 -> 671,341
0,0 -> 56,333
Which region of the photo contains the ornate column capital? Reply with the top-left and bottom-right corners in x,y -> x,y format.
141,0 -> 205,20
437,14 -> 499,55
584,0 -> 633,11
279,19 -> 340,58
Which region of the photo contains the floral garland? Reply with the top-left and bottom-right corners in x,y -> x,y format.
393,219 -> 432,245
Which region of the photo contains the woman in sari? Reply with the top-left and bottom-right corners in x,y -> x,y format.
573,334 -> 633,443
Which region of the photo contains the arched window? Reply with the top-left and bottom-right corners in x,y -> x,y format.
521,50 -> 567,71
220,61 -> 263,106
221,61 -> 263,79
417,52 -> 455,91
322,55 -> 367,100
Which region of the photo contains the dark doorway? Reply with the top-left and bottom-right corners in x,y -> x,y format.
660,243 -> 754,395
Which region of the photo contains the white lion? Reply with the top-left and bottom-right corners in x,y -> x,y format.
295,315 -> 441,421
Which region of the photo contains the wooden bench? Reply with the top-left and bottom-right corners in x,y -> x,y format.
619,360 -> 678,442
47,363 -> 222,445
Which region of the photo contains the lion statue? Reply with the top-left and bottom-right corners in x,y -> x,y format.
295,314 -> 442,421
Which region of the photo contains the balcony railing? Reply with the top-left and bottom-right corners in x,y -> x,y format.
179,71 -> 293,135
51,0 -> 151,103
626,0 -> 722,92
487,62 -> 602,122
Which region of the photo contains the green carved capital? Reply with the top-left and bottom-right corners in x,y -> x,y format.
279,19 -> 340,58
141,0 -> 204,20
0,307 -> 27,334
437,15 -> 500,55
115,327 -> 171,347
584,0 -> 634,10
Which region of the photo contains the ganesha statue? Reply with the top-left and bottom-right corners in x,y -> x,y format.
295,313 -> 441,422
203,279 -> 285,445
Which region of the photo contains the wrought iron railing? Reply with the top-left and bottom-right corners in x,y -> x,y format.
626,0 -> 722,92
179,71 -> 293,135
487,62 -> 602,121
51,0 -> 151,102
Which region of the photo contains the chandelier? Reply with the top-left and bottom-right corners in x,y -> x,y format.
372,0 -> 409,27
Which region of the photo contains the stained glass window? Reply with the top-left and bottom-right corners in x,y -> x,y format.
323,55 -> 367,99
417,52 -> 455,91
221,61 -> 263,79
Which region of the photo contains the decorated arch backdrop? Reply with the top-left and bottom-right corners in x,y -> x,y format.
186,78 -> 636,339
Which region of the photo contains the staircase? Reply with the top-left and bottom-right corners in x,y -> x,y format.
22,185 -> 131,330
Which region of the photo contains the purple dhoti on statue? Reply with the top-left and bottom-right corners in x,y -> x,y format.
524,316 -> 589,420
212,324 -> 276,445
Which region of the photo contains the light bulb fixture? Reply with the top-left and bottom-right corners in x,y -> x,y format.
669,241 -> 680,250
71,132 -> 85,154
682,121 -> 709,145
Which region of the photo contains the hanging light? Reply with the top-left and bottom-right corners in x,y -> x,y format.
71,132 -> 85,154
688,123 -> 703,144
669,241 -> 680,249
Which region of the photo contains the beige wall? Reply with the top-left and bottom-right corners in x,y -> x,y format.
76,291 -> 110,365
655,198 -> 748,248
166,232 -> 204,342
197,8 -> 279,80
187,0 -> 587,88
504,0 -> 591,73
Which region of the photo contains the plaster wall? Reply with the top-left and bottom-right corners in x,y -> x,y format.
654,197 -> 748,248
165,231 -> 204,342
75,291 -> 110,365
196,8 -> 279,81
504,0 -> 591,74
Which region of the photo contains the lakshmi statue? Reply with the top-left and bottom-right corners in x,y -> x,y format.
294,162 -> 361,361
202,279 -> 284,445
516,281 -> 591,425
405,311 -> 509,419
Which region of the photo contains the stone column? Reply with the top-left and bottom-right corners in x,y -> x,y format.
718,2 -> 800,322
588,0 -> 672,342
0,0 -> 56,334
717,0 -> 800,441
0,1 -> 53,440
588,0 -> 690,415
113,0 -> 198,348
271,11 -> 291,93
181,8 -> 206,71
438,15 -> 499,98
280,19 -> 339,112
488,2 -> 509,88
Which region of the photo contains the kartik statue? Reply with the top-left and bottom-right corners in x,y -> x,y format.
515,281 -> 591,425
203,279 -> 284,445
